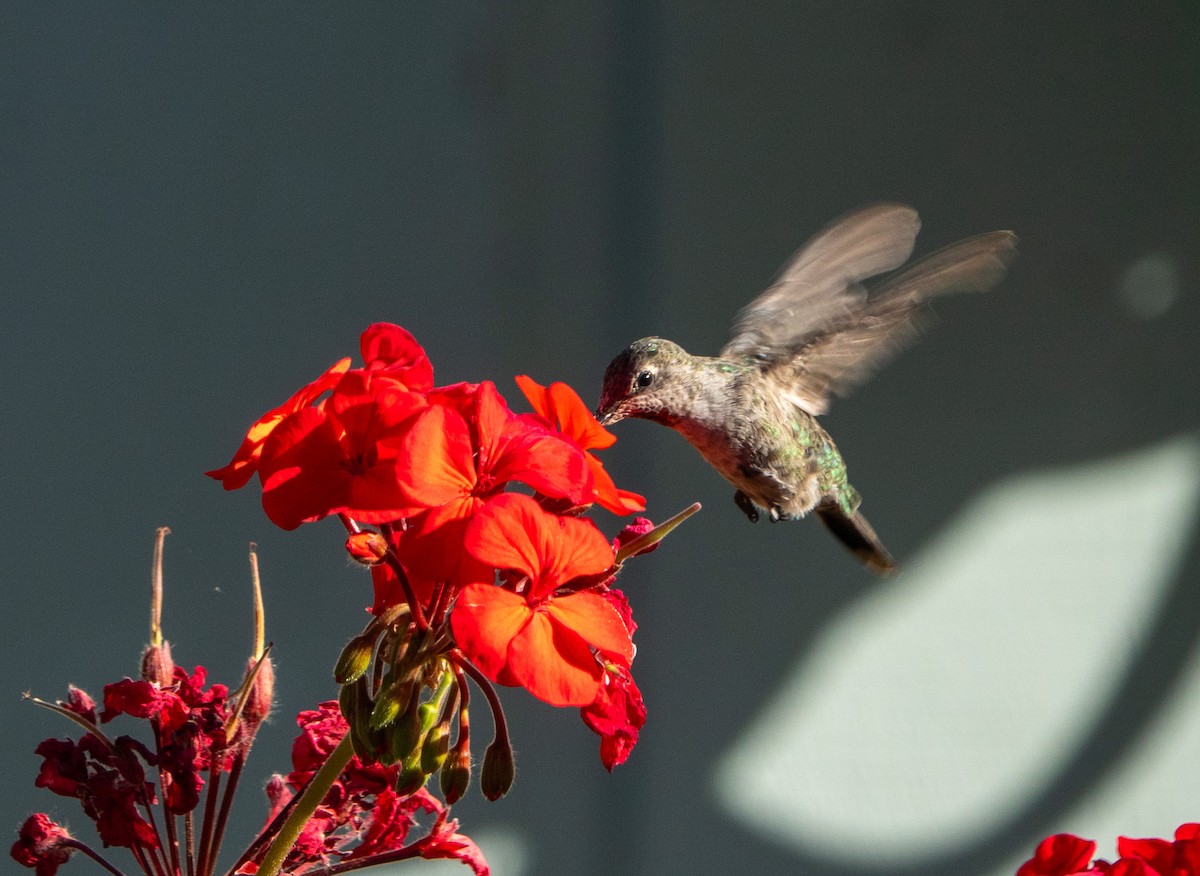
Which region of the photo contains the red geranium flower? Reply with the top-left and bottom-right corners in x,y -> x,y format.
257,371 -> 427,530
389,382 -> 591,587
515,375 -> 645,515
451,494 -> 631,707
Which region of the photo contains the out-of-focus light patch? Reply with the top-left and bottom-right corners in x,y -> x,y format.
988,621 -> 1200,876
1118,252 -> 1180,320
713,435 -> 1200,868
375,825 -> 528,875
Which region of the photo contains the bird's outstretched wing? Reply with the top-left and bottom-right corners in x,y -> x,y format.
721,204 -> 1017,415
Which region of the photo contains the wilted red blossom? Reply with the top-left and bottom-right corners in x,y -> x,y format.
516,374 -> 646,515
256,701 -> 488,875
581,659 -> 646,770
11,814 -> 74,876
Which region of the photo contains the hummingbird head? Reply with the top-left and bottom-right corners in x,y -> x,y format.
595,337 -> 691,426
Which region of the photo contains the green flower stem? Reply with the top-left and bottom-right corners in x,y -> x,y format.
256,731 -> 355,876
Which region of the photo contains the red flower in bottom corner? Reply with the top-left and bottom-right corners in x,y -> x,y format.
1018,826 -> 1200,876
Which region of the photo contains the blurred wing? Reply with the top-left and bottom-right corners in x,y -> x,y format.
721,203 -> 922,363
774,230 -> 1019,415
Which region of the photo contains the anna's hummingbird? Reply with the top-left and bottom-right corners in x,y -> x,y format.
595,203 -> 1017,574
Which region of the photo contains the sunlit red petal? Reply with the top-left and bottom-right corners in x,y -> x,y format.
450,585 -> 533,681
464,494 -> 613,599
462,494 -> 542,580
206,357 -> 352,490
515,375 -> 616,451
475,383 -> 592,504
589,456 -> 646,514
1116,837 -> 1173,873
544,592 -> 634,663
1017,834 -> 1097,876
359,323 -> 434,391
396,405 -> 476,508
506,612 -> 602,706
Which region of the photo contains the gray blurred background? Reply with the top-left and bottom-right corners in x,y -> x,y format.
4,4 -> 1199,875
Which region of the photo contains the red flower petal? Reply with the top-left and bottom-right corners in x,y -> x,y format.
506,611 -> 603,706
1017,834 -> 1098,876
464,494 -> 613,599
396,405 -> 476,508
360,323 -> 434,391
206,357 -> 351,490
515,375 -> 615,451
1116,837 -> 1173,873
450,585 -> 533,681
581,661 -> 646,770
544,592 -> 634,663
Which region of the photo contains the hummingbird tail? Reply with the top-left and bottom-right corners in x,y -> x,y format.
815,504 -> 898,575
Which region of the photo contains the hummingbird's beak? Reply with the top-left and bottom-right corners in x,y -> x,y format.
594,403 -> 622,427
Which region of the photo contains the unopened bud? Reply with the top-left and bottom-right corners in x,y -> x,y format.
345,531 -> 389,566
334,634 -> 375,685
421,720 -> 451,774
340,678 -> 379,763
481,738 -> 515,801
385,688 -> 423,764
394,760 -> 428,798
140,640 -> 175,687
439,739 -> 472,804
369,677 -> 412,731
242,653 -> 275,729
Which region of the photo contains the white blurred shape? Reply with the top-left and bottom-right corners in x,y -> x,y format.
714,435 -> 1200,867
1118,252 -> 1180,320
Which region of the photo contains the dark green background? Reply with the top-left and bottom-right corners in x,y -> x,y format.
4,4 -> 1198,875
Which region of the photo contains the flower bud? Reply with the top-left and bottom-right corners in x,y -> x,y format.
481,737 -> 516,801
420,720 -> 451,774
241,652 -> 275,731
439,738 -> 472,804
140,639 -> 175,687
345,531 -> 389,566
385,688 -> 423,764
369,677 -> 412,731
340,678 -> 380,763
334,634 -> 375,685
394,759 -> 428,798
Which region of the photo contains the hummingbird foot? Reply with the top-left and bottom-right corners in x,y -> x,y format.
768,507 -> 794,523
733,490 -> 760,523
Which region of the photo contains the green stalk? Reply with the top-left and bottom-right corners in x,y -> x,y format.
255,731 -> 355,876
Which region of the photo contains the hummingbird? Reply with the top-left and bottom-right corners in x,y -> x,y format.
595,203 -> 1017,574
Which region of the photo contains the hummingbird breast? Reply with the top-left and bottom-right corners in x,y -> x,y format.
662,362 -> 845,519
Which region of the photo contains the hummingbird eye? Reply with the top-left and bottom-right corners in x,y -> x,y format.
635,370 -> 654,390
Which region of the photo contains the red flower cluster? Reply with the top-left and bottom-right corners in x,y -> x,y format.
1018,826 -> 1200,876
208,323 -> 654,769
247,702 -> 486,875
14,531 -> 491,876
29,669 -> 233,856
